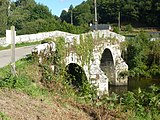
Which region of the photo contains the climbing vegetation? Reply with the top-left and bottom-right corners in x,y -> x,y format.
35,34 -> 121,100
37,36 -> 98,102
75,34 -> 94,66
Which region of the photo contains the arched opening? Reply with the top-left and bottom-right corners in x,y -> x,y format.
100,48 -> 115,84
65,63 -> 88,91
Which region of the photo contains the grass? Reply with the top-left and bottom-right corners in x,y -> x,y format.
0,45 -> 11,51
0,112 -> 10,120
0,41 -> 40,51
0,55 -> 126,119
0,38 -> 54,51
0,56 -> 51,100
0,51 -> 159,120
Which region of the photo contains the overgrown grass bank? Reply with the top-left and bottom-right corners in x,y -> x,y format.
0,56 -> 50,99
0,56 -> 159,119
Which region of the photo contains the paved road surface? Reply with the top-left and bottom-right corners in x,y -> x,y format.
0,45 -> 36,68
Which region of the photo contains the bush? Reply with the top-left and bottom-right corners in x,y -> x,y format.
125,24 -> 133,32
0,112 -> 10,120
122,85 -> 160,119
113,27 -> 120,33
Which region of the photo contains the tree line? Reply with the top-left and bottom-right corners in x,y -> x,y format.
1,0 -> 159,37
60,0 -> 160,27
0,0 -> 88,37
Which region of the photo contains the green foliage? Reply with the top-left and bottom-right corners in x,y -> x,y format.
125,32 -> 160,78
60,1 -> 93,26
60,0 -> 160,27
19,19 -> 49,34
30,3 -> 52,20
96,92 -> 119,110
39,37 -> 66,87
80,81 -> 97,102
0,41 -> 41,51
0,112 -> 10,120
0,0 -> 9,37
3,0 -> 88,36
0,35 -> 159,119
125,24 -> 133,32
35,35 -> 97,103
0,57 -> 50,98
113,27 -> 120,34
15,41 -> 41,47
75,34 -> 94,66
0,45 -> 11,51
122,85 -> 160,119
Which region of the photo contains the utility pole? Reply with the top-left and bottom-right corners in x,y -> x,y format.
118,12 -> 121,31
8,0 -> 11,16
94,0 -> 98,31
71,10 -> 73,24
7,0 -> 11,29
11,26 -> 16,76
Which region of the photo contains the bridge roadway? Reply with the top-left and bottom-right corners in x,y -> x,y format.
0,45 -> 36,68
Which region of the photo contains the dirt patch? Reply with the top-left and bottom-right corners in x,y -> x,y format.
0,89 -> 91,120
69,101 -> 126,120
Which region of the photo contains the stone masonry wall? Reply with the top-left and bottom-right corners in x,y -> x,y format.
0,30 -> 125,46
0,31 -> 78,46
31,30 -> 127,95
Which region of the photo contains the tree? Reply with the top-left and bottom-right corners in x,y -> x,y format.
126,32 -> 150,77
30,3 -> 52,21
59,0 -> 160,27
8,7 -> 30,31
15,0 -> 36,9
60,10 -> 70,23
0,0 -> 9,36
73,2 -> 93,26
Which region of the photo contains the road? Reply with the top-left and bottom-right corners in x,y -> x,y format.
0,45 -> 36,68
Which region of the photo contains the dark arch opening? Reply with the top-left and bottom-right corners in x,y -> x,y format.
65,63 -> 87,91
100,48 -> 115,84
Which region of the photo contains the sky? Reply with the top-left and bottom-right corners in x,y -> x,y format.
35,0 -> 86,17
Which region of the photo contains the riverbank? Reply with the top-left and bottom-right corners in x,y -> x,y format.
0,56 -> 159,120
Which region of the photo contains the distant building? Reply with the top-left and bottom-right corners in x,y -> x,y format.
90,24 -> 112,31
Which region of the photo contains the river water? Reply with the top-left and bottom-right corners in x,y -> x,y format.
109,78 -> 160,95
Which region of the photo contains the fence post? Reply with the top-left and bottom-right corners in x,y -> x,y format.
11,26 -> 16,76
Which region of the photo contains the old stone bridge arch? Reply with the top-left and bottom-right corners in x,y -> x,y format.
32,30 -> 128,94
100,48 -> 114,84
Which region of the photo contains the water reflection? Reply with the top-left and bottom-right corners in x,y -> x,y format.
109,78 -> 160,95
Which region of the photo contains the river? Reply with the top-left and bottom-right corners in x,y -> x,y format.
109,78 -> 160,95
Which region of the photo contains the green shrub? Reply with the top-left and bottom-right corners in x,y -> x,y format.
0,112 -> 10,120
113,27 -> 120,33
122,85 -> 160,119
125,24 -> 133,32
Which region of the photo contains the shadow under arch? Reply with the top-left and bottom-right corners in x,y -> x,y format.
65,63 -> 88,91
100,48 -> 115,84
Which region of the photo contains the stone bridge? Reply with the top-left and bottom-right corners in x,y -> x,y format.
32,30 -> 128,95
